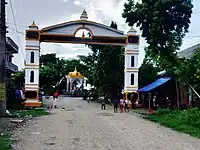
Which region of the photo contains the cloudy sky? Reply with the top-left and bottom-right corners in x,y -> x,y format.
6,0 -> 200,70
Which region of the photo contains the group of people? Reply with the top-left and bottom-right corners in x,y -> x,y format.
113,95 -> 132,113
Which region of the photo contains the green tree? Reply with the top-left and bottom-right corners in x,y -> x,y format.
9,70 -> 25,89
78,54 -> 95,84
86,21 -> 124,97
8,54 -> 89,94
40,53 -> 57,66
122,0 -> 193,57
122,0 -> 193,83
40,54 -> 88,89
188,48 -> 200,93
40,65 -> 56,89
139,56 -> 159,88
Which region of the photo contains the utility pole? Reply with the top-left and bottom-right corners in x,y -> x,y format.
0,0 -> 7,116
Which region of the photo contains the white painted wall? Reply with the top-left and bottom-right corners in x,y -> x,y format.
125,55 -> 139,68
126,44 -> 139,50
26,51 -> 40,65
25,69 -> 39,85
26,40 -> 40,47
124,72 -> 138,87
25,38 -> 40,91
124,41 -> 139,92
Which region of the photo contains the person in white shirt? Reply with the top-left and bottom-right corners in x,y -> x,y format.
124,99 -> 128,112
127,100 -> 132,112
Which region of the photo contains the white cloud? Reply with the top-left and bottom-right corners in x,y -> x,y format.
74,1 -> 81,6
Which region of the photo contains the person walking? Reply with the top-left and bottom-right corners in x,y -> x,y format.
113,94 -> 119,113
101,96 -> 106,110
127,99 -> 132,112
53,91 -> 59,109
124,99 -> 128,112
120,97 -> 125,113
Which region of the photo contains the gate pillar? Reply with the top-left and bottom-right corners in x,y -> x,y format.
124,27 -> 139,99
24,21 -> 41,107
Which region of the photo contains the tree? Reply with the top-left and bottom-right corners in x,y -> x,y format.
78,54 -> 95,84
122,0 -> 193,57
188,48 -> 200,93
139,56 -> 159,88
85,21 -> 124,97
40,65 -> 56,89
9,70 -> 25,89
9,54 -> 88,94
122,0 -> 193,83
40,53 -> 57,66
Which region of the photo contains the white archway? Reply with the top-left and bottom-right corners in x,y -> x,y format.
24,10 -> 140,107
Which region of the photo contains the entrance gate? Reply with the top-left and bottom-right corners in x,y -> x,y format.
24,10 -> 140,107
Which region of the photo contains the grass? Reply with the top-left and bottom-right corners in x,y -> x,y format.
0,135 -> 12,150
142,108 -> 200,138
9,108 -> 50,118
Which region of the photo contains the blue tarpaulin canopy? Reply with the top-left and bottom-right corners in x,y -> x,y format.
138,77 -> 171,92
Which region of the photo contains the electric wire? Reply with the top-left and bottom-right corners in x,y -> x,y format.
8,0 -> 25,60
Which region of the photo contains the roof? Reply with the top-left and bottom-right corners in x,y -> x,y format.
66,67 -> 84,79
42,20 -> 124,35
179,43 -> 200,59
138,77 -> 171,92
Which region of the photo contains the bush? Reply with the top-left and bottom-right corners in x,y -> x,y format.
145,108 -> 200,138
0,135 -> 11,150
153,108 -> 172,116
187,108 -> 200,128
9,108 -> 49,118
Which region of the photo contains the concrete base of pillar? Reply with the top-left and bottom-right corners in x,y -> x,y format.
123,91 -> 139,100
24,99 -> 42,107
123,91 -> 143,108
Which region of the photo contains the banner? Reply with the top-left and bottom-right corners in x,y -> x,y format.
0,83 -> 5,101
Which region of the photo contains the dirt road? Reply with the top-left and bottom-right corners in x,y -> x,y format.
12,97 -> 200,150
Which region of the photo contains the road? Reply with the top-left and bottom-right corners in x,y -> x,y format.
12,97 -> 200,150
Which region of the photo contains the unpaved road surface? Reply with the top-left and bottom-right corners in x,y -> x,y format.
12,97 -> 200,150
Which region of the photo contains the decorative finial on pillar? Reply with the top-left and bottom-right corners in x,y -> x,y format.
80,9 -> 88,20
29,21 -> 38,30
82,31 -> 85,38
74,66 -> 77,72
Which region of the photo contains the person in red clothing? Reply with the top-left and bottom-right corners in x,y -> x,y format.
53,91 -> 59,108
53,91 -> 59,99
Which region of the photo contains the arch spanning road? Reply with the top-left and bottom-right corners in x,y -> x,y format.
12,97 -> 200,150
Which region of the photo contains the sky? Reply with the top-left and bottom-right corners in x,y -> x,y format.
6,0 -> 200,70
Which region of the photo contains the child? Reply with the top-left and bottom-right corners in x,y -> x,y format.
101,98 -> 106,110
120,98 -> 124,113
53,91 -> 59,108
